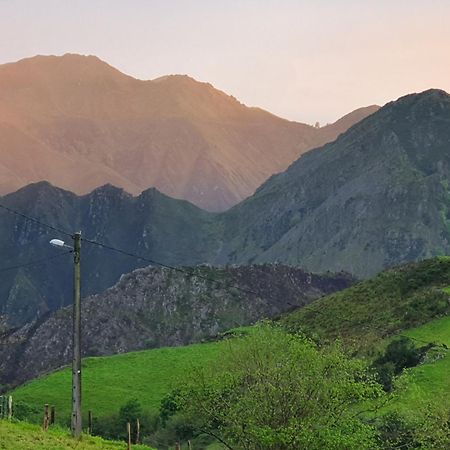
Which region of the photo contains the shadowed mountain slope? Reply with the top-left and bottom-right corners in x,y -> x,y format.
219,89 -> 450,276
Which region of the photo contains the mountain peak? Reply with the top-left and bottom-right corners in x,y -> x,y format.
0,54 -> 382,211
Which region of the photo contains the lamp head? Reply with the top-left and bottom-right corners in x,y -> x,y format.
50,239 -> 71,249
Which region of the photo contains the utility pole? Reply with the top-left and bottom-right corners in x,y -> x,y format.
72,231 -> 82,438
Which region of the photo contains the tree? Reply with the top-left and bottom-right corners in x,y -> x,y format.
176,326 -> 384,450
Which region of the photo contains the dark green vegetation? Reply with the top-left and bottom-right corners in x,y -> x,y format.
281,257 -> 450,351
1,89 -> 450,328
0,264 -> 351,388
0,420 -> 154,449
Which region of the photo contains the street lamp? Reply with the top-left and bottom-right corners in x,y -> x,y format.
50,232 -> 82,438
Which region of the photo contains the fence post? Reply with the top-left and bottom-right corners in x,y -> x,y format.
7,396 -> 12,420
43,404 -> 49,431
88,410 -> 93,435
0,395 -> 3,419
127,422 -> 131,450
50,406 -> 55,425
136,418 -> 140,444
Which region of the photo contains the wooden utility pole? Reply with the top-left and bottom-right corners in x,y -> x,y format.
72,231 -> 82,438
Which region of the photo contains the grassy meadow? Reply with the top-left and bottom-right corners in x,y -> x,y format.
0,420 -> 154,450
11,341 -> 226,424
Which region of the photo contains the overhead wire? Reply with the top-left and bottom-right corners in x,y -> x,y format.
0,201 -> 260,296
81,237 -> 260,296
2,200 -> 448,349
0,202 -> 73,237
0,250 -> 73,274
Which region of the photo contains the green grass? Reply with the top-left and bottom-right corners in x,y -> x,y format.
403,314 -> 450,346
281,257 -> 450,352
11,341 -> 227,424
389,315 -> 450,415
0,420 -> 153,449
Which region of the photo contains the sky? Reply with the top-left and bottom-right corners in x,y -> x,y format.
1,0 -> 449,124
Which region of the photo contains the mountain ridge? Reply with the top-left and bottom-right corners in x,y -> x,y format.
0,53 -> 379,211
1,88 -> 449,328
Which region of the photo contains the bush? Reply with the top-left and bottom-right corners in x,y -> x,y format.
175,326 -> 385,450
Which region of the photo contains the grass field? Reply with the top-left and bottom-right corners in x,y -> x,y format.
390,315 -> 450,414
0,420 -> 153,450
11,340 -> 227,424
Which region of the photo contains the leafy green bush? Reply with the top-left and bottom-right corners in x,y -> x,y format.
173,325 -> 385,450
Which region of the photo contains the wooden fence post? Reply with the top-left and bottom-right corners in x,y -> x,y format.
43,404 -> 50,431
135,418 -> 140,444
7,396 -> 12,420
88,410 -> 93,435
175,442 -> 181,450
50,406 -> 55,425
127,422 -> 131,450
188,439 -> 192,450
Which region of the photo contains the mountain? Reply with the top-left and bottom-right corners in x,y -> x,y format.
0,53 -> 377,211
0,181 -> 217,327
219,89 -> 450,276
0,264 -> 352,387
1,89 -> 449,328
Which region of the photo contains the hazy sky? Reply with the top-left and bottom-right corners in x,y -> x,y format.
1,0 -> 449,123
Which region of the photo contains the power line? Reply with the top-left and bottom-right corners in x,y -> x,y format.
0,250 -> 72,274
0,201 -> 260,297
82,237 -> 260,297
0,202 -> 73,238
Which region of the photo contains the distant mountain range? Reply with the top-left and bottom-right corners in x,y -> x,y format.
0,264 -> 352,387
1,88 -> 449,328
0,53 -> 378,211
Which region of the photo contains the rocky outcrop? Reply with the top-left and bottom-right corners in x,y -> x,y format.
0,264 -> 353,387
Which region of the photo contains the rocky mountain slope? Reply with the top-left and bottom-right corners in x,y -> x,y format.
219,89 -> 450,276
0,54 -> 377,211
0,264 -> 352,387
1,89 -> 449,328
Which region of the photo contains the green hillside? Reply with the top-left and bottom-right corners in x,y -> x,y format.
279,257 -> 450,417
12,258 -> 450,424
9,258 -> 450,448
0,420 -> 153,450
11,341 -> 226,424
281,257 -> 450,351
392,316 -> 450,414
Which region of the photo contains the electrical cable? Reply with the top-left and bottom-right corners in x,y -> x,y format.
82,237 -> 260,297
2,200 -> 447,350
0,250 -> 72,274
0,202 -> 73,238
0,201 -> 259,296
